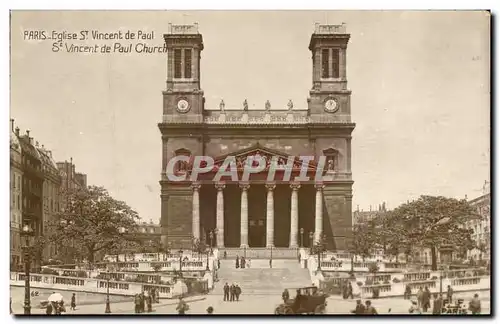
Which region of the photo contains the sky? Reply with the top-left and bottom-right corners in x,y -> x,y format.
10,10 -> 490,221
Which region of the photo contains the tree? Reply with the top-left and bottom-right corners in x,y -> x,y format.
390,195 -> 481,270
48,186 -> 140,266
349,224 -> 375,261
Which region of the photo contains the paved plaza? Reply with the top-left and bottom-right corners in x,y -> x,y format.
11,286 -> 490,315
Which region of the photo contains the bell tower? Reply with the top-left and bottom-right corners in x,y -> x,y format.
163,23 -> 204,122
307,23 -> 351,121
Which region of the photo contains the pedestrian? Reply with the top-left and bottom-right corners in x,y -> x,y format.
347,282 -> 354,299
235,256 -> 240,269
10,297 -> 13,315
46,302 -> 53,315
230,283 -> 236,301
416,287 -> 424,309
247,258 -> 251,268
351,299 -> 366,314
446,285 -> 453,304
269,258 -> 272,268
469,293 -> 481,315
217,259 -> 221,269
432,294 -> 443,314
364,300 -> 378,314
223,282 -> 230,301
421,287 -> 431,312
134,294 -> 141,314
241,257 -> 246,269
140,292 -> 145,313
156,289 -> 160,304
146,292 -> 153,313
206,306 -> 214,314
176,297 -> 189,314
223,251 -> 227,259
59,301 -> 66,315
404,285 -> 411,300
70,293 -> 76,310
235,285 -> 241,301
282,289 -> 290,303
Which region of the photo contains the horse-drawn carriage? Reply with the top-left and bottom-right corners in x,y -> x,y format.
275,286 -> 328,315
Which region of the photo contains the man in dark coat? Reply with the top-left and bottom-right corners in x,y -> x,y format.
347,282 -> 354,299
352,300 -> 366,314
146,292 -> 153,313
282,289 -> 290,303
223,282 -> 230,301
235,285 -> 242,301
422,287 -> 431,312
71,293 -> 76,310
140,292 -> 145,313
235,256 -> 240,269
364,300 -> 378,314
432,294 -> 443,314
230,283 -> 236,301
241,257 -> 246,269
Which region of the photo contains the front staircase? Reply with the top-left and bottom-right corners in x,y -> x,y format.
215,259 -> 311,295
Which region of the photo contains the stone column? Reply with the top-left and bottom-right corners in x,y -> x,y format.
314,183 -> 325,243
289,183 -> 300,248
265,183 -> 276,248
191,182 -> 201,241
215,183 -> 225,248
240,183 -> 250,248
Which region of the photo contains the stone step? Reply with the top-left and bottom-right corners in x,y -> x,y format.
218,247 -> 301,260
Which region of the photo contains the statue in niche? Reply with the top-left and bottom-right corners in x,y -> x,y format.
219,99 -> 225,110
287,99 -> 293,110
327,158 -> 335,171
265,100 -> 271,110
243,99 -> 248,111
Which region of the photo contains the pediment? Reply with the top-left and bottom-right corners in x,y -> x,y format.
212,143 -> 319,171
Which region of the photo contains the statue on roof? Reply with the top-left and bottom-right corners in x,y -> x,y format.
219,99 -> 225,111
243,99 -> 248,111
265,100 -> 271,110
287,99 -> 293,110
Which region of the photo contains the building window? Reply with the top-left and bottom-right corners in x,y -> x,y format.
174,49 -> 182,78
17,195 -> 20,210
184,49 -> 192,79
332,49 -> 340,78
321,49 -> 330,78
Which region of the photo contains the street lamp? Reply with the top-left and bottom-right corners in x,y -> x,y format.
209,230 -> 214,253
300,228 -> 304,248
439,265 -> 444,296
21,223 -> 35,315
105,270 -> 111,313
316,234 -> 326,272
205,245 -> 210,271
178,249 -> 184,278
309,232 -> 313,254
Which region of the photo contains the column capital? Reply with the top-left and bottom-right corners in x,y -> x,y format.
290,182 -> 301,190
315,182 -> 325,190
239,182 -> 250,191
265,182 -> 276,191
191,182 -> 201,191
215,182 -> 225,190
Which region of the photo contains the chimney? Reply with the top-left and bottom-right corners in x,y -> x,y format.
15,127 -> 19,136
10,119 -> 14,131
41,144 -> 44,149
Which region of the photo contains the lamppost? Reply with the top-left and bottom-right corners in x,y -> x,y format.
439,265 -> 444,296
300,228 -> 304,248
309,231 -> 313,254
21,223 -> 35,315
178,249 -> 184,278
270,245 -> 273,268
205,245 -> 210,271
105,270 -> 111,313
209,230 -> 214,253
316,234 -> 326,272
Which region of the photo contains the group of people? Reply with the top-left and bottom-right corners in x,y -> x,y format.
45,292 -> 76,315
133,290 -> 159,313
235,255 -> 251,269
223,282 -> 242,301
342,282 -> 354,299
351,300 -> 379,314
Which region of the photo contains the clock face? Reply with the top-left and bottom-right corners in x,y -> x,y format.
177,99 -> 190,112
324,99 -> 338,112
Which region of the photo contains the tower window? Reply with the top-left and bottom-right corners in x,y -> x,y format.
332,49 -> 340,78
184,49 -> 192,79
321,49 -> 330,78
174,49 -> 182,78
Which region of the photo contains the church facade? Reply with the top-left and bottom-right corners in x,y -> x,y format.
158,23 -> 355,252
